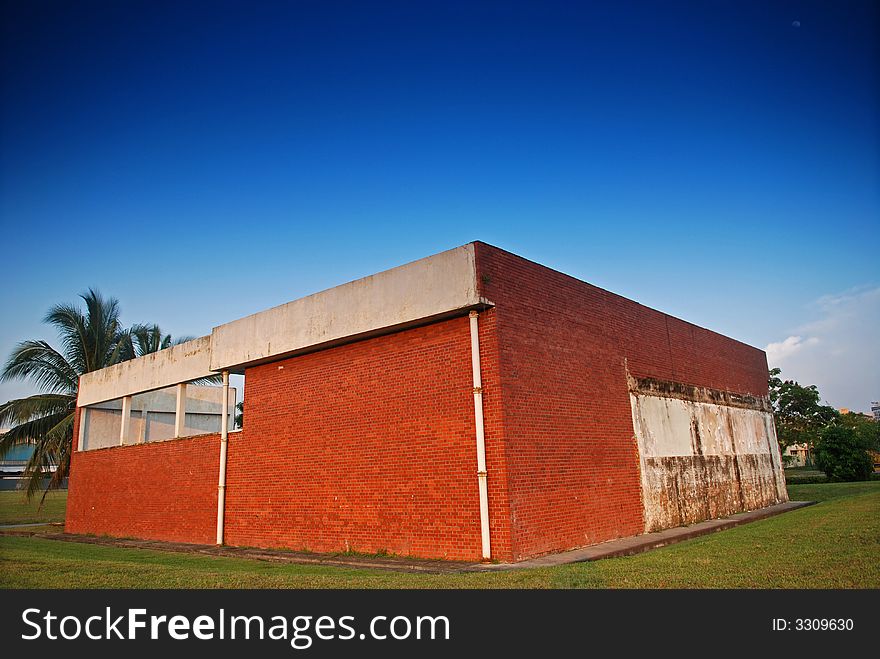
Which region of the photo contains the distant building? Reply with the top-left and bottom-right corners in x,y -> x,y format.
0,427 -> 66,491
839,407 -> 873,419
0,428 -> 37,491
0,428 -> 34,477
783,444 -> 809,468
872,402 -> 880,423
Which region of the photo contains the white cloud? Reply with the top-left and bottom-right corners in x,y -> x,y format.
765,286 -> 880,412
765,335 -> 819,363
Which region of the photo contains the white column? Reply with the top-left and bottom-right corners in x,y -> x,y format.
174,383 -> 187,437
119,395 -> 132,445
77,408 -> 87,451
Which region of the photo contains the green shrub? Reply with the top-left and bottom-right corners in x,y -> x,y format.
813,425 -> 874,482
783,474 -> 828,484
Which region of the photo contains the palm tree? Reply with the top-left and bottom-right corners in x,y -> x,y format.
0,291 -> 200,499
126,323 -> 195,358
0,289 -> 129,499
124,324 -> 220,386
234,401 -> 244,429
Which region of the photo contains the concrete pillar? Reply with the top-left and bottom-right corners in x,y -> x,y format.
174,383 -> 187,437
77,408 -> 87,451
119,395 -> 132,445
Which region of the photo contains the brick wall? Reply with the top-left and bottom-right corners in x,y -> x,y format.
65,242 -> 770,563
65,428 -> 220,544
223,314 -> 512,561
473,242 -> 770,560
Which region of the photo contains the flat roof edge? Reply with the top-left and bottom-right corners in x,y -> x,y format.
208,242 -> 480,371
77,243 -> 482,406
78,336 -> 214,407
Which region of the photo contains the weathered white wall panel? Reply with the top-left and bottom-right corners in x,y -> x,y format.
630,383 -> 787,533
80,408 -> 121,450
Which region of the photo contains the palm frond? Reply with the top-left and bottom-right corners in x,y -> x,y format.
23,414 -> 73,500
0,412 -> 70,459
1,412 -> 74,500
45,289 -> 126,373
43,301 -> 90,374
129,323 -> 163,356
43,416 -> 74,501
1,340 -> 79,393
82,289 -> 125,370
107,327 -> 133,364
0,394 -> 75,429
41,440 -> 72,502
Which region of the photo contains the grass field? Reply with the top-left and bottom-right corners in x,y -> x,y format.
0,490 -> 67,525
0,482 -> 878,588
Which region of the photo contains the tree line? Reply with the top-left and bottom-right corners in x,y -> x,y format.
769,368 -> 878,481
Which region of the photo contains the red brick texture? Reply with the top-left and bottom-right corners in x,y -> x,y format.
65,430 -> 220,544
473,242 -> 770,560
65,242 -> 770,562
223,314 -> 511,561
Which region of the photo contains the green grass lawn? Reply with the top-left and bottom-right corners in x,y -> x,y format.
0,482 -> 877,588
787,480 -> 879,502
0,490 -> 67,525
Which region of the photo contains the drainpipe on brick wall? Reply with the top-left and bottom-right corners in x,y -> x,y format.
469,310 -> 492,560
216,370 -> 230,545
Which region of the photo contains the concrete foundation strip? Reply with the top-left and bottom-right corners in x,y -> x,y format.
1,501 -> 814,574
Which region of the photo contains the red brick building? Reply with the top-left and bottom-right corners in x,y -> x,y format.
67,242 -> 786,562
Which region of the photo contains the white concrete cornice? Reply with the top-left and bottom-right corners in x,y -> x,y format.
78,336 -> 214,407
78,243 -> 489,406
209,242 -> 485,372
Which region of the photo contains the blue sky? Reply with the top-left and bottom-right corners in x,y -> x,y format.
1,0 -> 878,410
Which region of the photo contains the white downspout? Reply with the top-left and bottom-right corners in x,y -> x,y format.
469,311 -> 492,560
216,370 -> 230,545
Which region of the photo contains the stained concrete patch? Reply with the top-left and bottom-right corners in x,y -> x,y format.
629,375 -> 788,533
